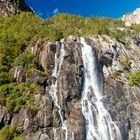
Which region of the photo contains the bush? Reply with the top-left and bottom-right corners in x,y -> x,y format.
13,136 -> 24,140
126,71 -> 140,86
0,12 -> 126,71
0,125 -> 15,140
131,24 -> 140,33
0,83 -> 27,112
113,70 -> 121,78
0,82 -> 42,112
117,55 -> 131,70
14,52 -> 38,69
45,13 -> 125,38
0,72 -> 14,86
0,125 -> 24,140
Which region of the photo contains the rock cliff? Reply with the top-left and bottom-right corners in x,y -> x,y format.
0,0 -> 33,16
122,8 -> 140,26
0,1 -> 140,139
0,34 -> 140,140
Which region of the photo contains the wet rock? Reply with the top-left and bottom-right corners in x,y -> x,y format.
57,39 -> 83,103
104,78 -> 130,139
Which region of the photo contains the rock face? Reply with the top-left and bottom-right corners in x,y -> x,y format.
0,0 -> 33,16
122,8 -> 140,26
0,35 -> 140,140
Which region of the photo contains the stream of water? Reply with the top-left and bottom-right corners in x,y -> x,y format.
49,40 -> 68,140
80,37 -> 122,140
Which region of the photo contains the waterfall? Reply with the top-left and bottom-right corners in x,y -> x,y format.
80,37 -> 122,140
49,40 -> 68,140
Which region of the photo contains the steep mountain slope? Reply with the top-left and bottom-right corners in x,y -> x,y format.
0,0 -> 33,16
0,35 -> 140,140
0,1 -> 140,140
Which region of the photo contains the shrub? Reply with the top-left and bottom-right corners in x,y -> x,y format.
0,72 -> 14,86
0,125 -> 15,140
14,52 -> 38,69
0,125 -> 24,140
113,70 -> 121,78
117,55 -> 131,70
126,71 -> 140,86
131,24 -> 140,33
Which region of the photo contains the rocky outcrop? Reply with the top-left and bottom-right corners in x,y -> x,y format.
11,94 -> 53,133
27,35 -> 140,139
0,35 -> 140,140
10,66 -> 47,83
32,39 -> 56,72
122,8 -> 140,26
0,0 -> 33,16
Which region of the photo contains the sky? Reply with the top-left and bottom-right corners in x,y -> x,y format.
25,0 -> 140,19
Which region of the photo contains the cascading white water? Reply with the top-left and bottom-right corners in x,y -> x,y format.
80,37 -> 122,140
49,40 -> 68,140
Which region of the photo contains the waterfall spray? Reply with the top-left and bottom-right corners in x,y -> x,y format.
80,37 -> 122,140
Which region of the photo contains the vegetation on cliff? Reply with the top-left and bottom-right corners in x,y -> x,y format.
0,11 -> 140,110
0,10 -> 140,138
0,12 -> 126,69
126,71 -> 140,86
0,125 -> 24,140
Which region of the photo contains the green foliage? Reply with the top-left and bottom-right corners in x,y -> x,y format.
0,12 -> 126,71
38,25 -> 63,41
0,125 -> 15,140
117,55 -> 131,70
0,12 -> 40,69
14,52 -> 38,69
13,135 -> 24,140
0,83 -> 25,112
126,71 -> 140,86
0,12 -> 65,71
131,24 -> 140,33
108,29 -> 125,40
0,82 -> 41,112
0,125 -> 24,140
0,72 -> 14,86
113,70 -> 121,78
0,65 -> 14,86
45,13 -> 125,38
